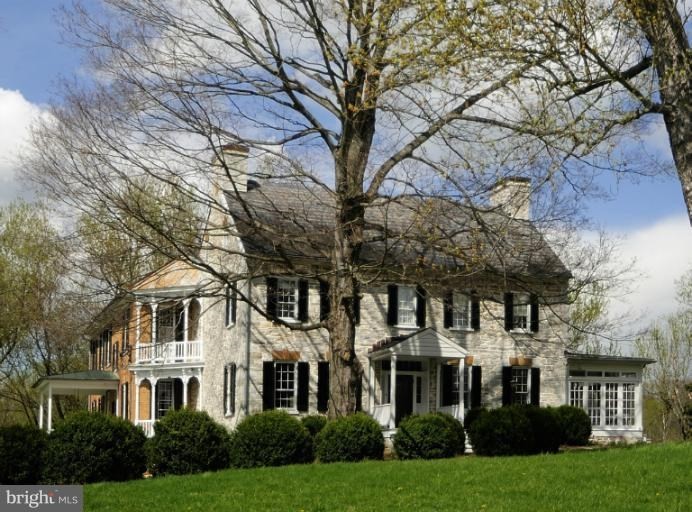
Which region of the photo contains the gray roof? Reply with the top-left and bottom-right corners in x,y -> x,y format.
225,182 -> 569,280
565,351 -> 655,365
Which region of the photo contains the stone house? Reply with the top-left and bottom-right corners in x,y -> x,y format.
36,147 -> 652,442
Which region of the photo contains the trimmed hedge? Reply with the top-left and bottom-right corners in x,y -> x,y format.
146,409 -> 231,476
393,413 -> 463,460
229,410 -> 312,468
436,412 -> 466,455
301,415 -> 327,438
43,411 -> 146,484
0,425 -> 47,484
523,406 -> 561,454
554,405 -> 592,446
315,413 -> 384,463
463,407 -> 487,431
468,406 -> 534,456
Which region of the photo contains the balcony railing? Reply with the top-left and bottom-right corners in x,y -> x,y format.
134,340 -> 203,364
135,419 -> 155,438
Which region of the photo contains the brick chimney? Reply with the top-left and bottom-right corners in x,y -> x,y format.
212,144 -> 249,194
490,177 -> 531,220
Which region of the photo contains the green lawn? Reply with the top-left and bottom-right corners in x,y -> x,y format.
86,442 -> 691,511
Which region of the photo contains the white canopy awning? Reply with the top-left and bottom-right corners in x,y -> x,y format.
369,328 -> 467,360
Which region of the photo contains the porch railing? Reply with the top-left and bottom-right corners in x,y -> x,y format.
134,340 -> 203,364
135,419 -> 155,438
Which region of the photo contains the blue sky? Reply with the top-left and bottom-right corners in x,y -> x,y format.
1,1 -> 690,341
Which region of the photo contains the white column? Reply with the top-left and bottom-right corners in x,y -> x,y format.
182,376 -> 190,408
134,378 -> 141,423
151,303 -> 158,345
458,359 -> 465,421
47,385 -> 53,433
389,355 -> 397,429
183,300 -> 190,342
198,372 -> 203,412
38,393 -> 44,430
368,360 -> 375,413
135,302 -> 142,345
149,377 -> 158,420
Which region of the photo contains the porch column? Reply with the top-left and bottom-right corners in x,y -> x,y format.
368,361 -> 375,413
47,384 -> 53,433
181,375 -> 190,408
135,302 -> 142,345
151,303 -> 158,345
134,377 -> 141,423
38,393 -> 44,430
458,359 -> 466,420
389,355 -> 397,429
183,299 -> 190,342
149,377 -> 158,420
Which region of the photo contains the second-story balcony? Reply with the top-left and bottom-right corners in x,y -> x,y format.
134,340 -> 203,365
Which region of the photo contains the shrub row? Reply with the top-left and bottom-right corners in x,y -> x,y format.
468,405 -> 591,456
393,413 -> 465,460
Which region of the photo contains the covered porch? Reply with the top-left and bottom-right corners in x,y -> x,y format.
33,371 -> 120,433
368,328 -> 470,430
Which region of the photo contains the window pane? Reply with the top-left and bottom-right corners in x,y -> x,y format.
398,286 -> 417,326
274,362 -> 296,409
512,295 -> 529,330
605,383 -> 618,426
452,293 -> 470,329
623,383 -> 635,426
570,381 -> 584,408
587,383 -> 601,426
277,279 -> 297,319
450,365 -> 460,405
511,368 -> 529,405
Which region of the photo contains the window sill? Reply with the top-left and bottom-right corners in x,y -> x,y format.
449,327 -> 475,333
394,324 -> 419,330
275,407 -> 300,415
510,328 -> 531,335
225,323 -> 235,329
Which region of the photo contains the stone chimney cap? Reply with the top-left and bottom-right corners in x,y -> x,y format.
220,143 -> 250,154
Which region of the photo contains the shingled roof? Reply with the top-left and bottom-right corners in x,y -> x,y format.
224,181 -> 569,279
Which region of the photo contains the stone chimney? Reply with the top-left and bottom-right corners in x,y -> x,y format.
490,177 -> 531,220
212,144 -> 249,194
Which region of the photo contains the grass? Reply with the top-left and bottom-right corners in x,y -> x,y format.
86,442 -> 691,511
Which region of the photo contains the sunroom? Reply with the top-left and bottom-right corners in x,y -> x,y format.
368,328 -> 479,430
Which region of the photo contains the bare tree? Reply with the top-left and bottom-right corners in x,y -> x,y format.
26,0 -> 625,416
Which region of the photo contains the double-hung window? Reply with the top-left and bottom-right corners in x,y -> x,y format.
453,293 -> 471,329
511,367 -> 530,405
387,284 -> 426,328
503,366 -> 540,405
504,292 -> 539,333
274,362 -> 297,409
277,279 -> 298,320
512,294 -> 530,330
397,286 -> 417,327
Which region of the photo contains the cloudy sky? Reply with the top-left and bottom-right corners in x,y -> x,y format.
1,1 -> 690,347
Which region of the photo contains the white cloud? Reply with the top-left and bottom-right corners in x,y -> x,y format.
0,88 -> 46,203
610,214 -> 692,330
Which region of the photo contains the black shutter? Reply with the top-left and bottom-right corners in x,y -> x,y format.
471,366 -> 482,408
440,364 -> 454,406
471,295 -> 481,331
298,280 -> 309,322
229,363 -> 236,415
262,361 -> 275,410
174,379 -> 183,410
416,285 -> 426,327
387,284 -> 398,326
504,292 -> 513,331
443,291 -> 453,328
266,277 -> 278,319
223,365 -> 228,413
530,367 -> 541,406
502,366 -> 513,406
355,375 -> 363,412
297,361 -> 310,412
354,294 -> 361,325
319,281 -> 330,321
530,294 -> 539,333
317,361 -> 329,413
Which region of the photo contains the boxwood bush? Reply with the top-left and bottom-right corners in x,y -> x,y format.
393,413 -> 463,459
229,410 -> 312,468
436,412 -> 466,455
463,407 -> 487,431
43,411 -> 146,484
315,413 -> 384,463
301,415 -> 327,438
0,425 -> 47,484
523,406 -> 561,454
467,406 -> 534,456
554,405 -> 592,446
146,408 -> 231,476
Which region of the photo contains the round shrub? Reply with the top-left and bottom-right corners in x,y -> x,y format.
553,405 -> 592,446
393,413 -> 462,460
523,406 -> 561,454
146,408 -> 231,476
229,410 -> 312,468
467,406 -> 533,456
435,412 -> 466,455
0,425 -> 47,484
43,411 -> 146,484
463,407 -> 487,431
301,415 -> 327,438
315,413 -> 384,463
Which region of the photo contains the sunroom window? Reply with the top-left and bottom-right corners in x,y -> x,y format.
569,369 -> 641,428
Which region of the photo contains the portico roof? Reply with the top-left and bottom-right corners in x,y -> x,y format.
33,370 -> 120,395
369,328 -> 467,360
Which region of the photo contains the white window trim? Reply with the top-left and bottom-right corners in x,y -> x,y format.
274,361 -> 299,412
450,292 -> 473,332
277,278 -> 300,322
510,366 -> 532,405
396,285 -> 418,328
510,292 -> 532,333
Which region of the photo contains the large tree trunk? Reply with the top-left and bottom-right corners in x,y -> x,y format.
626,0 -> 692,223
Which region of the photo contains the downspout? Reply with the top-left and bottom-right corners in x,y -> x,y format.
244,278 -> 252,414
